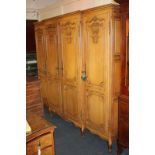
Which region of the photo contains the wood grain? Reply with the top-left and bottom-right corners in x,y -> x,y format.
26,76 -> 44,116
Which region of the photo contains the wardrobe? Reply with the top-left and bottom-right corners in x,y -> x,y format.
35,4 -> 121,151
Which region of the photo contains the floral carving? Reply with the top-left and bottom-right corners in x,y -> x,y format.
61,21 -> 76,43
87,16 -> 104,43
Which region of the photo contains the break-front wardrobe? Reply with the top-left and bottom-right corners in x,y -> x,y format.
35,4 -> 121,151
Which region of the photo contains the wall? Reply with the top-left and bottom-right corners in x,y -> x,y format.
39,0 -> 119,20
26,0 -> 57,20
26,0 -> 119,21
26,8 -> 39,20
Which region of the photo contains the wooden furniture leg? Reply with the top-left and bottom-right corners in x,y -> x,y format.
80,126 -> 86,136
108,138 -> 112,152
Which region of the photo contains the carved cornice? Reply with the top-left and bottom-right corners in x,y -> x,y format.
86,16 -> 104,43
61,21 -> 76,43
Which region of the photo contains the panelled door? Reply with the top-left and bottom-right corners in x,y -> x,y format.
45,21 -> 62,115
35,27 -> 46,76
83,11 -> 110,137
59,14 -> 82,126
35,26 -> 47,103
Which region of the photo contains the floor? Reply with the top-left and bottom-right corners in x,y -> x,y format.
44,106 -> 129,155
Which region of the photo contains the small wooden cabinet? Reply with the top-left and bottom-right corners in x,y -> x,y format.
26,112 -> 56,155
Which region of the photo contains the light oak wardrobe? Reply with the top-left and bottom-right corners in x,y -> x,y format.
35,4 -> 121,151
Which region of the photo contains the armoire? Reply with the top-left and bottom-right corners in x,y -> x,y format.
35,4 -> 121,151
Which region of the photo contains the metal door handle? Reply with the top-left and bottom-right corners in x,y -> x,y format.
81,71 -> 87,81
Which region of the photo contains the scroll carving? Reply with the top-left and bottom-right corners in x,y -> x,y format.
61,21 -> 76,43
86,92 -> 105,130
87,16 -> 104,43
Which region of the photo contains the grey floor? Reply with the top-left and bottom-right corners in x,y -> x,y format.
44,106 -> 129,155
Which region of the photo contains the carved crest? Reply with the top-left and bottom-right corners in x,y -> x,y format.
87,16 -> 104,43
61,21 -> 76,43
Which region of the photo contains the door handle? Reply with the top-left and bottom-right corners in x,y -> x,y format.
81,71 -> 87,81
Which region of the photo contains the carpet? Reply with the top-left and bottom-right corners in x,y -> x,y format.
44,106 -> 129,155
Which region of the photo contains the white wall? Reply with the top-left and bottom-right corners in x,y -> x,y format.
39,0 -> 119,20
26,0 -> 57,20
26,0 -> 119,20
26,8 -> 39,20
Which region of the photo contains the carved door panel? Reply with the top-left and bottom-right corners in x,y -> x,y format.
47,79 -> 62,115
35,28 -> 46,75
46,23 -> 59,79
63,85 -> 79,122
35,27 -> 47,104
59,15 -> 81,123
83,13 -> 109,135
86,91 -> 106,133
60,20 -> 78,85
45,22 -> 62,114
40,74 -> 47,104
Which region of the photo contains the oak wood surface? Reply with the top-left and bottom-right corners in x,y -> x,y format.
45,19 -> 63,116
26,76 -> 44,116
35,24 -> 48,105
59,13 -> 83,127
82,6 -> 121,150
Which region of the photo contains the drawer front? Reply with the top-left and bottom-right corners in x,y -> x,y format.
27,146 -> 53,155
27,133 -> 53,154
41,147 -> 53,155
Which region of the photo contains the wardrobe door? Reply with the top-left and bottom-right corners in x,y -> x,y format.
35,26 -> 48,103
45,22 -> 62,115
83,12 -> 110,138
47,79 -> 61,114
39,74 -> 48,104
35,28 -> 46,76
59,14 -> 82,126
